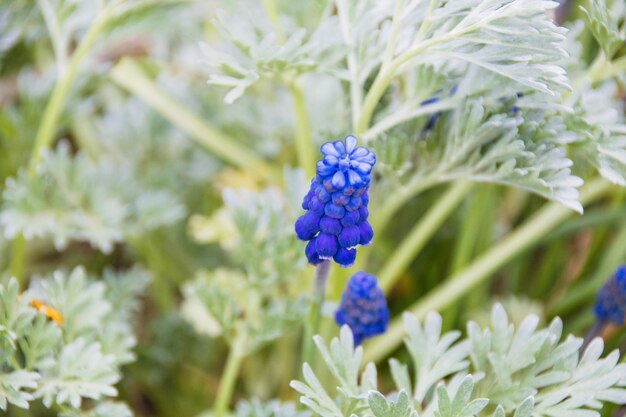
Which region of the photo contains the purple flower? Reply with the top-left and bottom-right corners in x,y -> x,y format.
295,135 -> 375,267
335,272 -> 389,345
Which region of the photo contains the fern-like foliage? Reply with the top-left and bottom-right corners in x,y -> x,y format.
0,143 -> 186,253
199,0 -> 608,213
373,100 -> 584,212
200,3 -> 343,103
292,304 -> 626,417
0,267 -> 148,413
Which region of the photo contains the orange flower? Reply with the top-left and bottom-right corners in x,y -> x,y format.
28,299 -> 63,326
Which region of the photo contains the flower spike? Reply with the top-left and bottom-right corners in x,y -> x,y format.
296,135 -> 376,267
334,272 -> 389,345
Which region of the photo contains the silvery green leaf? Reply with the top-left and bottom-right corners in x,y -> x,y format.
567,80 -> 626,186
0,267 -> 144,411
35,338 -> 119,409
433,376 -> 488,417
201,6 -> 343,103
492,405 -> 505,417
513,397 -> 534,417
313,325 -> 362,395
389,359 -> 412,395
0,144 -> 185,253
372,100 -> 584,213
0,370 -> 39,410
580,0 -> 625,58
25,267 -> 112,341
290,363 -> 344,417
368,390 -> 415,417
361,363 -> 378,392
19,314 -> 62,370
403,312 -> 470,402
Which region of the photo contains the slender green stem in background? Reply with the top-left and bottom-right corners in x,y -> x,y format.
302,260 -> 331,366
549,219 -> 626,317
378,181 -> 472,293
363,177 -> 612,364
356,66 -> 398,135
214,346 -> 244,417
29,6 -> 112,175
9,237 -> 26,285
382,0 -> 404,69
11,3 -> 116,283
289,82 -> 316,178
110,58 -> 275,181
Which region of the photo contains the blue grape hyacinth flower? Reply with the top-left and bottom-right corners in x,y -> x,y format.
295,135 -> 375,267
335,272 -> 389,345
594,266 -> 626,324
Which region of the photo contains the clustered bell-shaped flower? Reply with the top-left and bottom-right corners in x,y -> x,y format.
335,272 -> 389,345
295,135 -> 375,267
594,265 -> 626,324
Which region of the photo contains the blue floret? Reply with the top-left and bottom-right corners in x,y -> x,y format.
594,266 -> 626,324
334,272 -> 389,345
295,135 -> 376,267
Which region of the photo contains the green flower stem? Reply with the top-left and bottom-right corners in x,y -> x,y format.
28,5 -> 113,175
10,4 -> 116,283
445,186 -> 496,328
378,181 -> 473,293
356,66 -> 398,134
214,345 -> 244,417
302,260 -> 331,366
289,82 -> 316,178
549,219 -> 626,317
110,58 -> 276,181
363,177 -> 612,364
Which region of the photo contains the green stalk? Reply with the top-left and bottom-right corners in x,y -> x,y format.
110,59 -> 275,181
29,7 -> 112,174
10,4 -> 116,283
363,177 -> 612,364
289,82 -> 316,178
356,66 -> 398,134
444,186 -> 496,330
302,260 -> 331,366
549,220 -> 626,317
378,181 -> 472,293
214,346 -> 244,417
